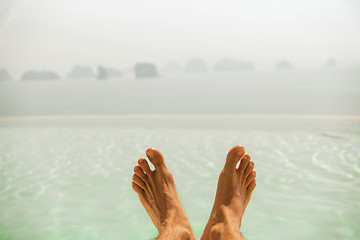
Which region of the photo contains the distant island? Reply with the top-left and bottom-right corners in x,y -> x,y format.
21,70 -> 60,80
0,68 -> 11,81
162,60 -> 182,74
97,66 -> 123,80
325,58 -> 336,68
276,60 -> 293,70
135,63 -> 158,78
67,66 -> 96,79
213,58 -> 255,71
98,66 -> 108,80
184,58 -> 208,73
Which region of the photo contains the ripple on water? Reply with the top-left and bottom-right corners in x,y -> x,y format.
0,119 -> 359,240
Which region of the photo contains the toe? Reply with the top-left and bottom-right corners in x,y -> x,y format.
241,161 -> 254,183
245,170 -> 256,187
133,174 -> 146,189
132,181 -> 145,194
134,165 -> 147,179
245,179 -> 256,203
146,148 -> 166,169
247,179 -> 256,194
237,154 -> 251,173
224,145 -> 245,171
138,158 -> 152,174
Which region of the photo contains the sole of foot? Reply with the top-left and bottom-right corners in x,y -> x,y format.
201,145 -> 256,240
131,148 -> 196,240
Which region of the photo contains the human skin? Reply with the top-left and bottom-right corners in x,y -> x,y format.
131,146 -> 256,240
201,145 -> 256,240
131,148 -> 196,239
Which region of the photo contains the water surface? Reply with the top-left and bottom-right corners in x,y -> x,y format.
0,116 -> 359,240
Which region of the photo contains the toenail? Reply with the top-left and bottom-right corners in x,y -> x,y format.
146,148 -> 156,157
139,158 -> 145,163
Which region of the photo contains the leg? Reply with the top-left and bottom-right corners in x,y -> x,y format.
201,145 -> 256,240
131,148 -> 196,240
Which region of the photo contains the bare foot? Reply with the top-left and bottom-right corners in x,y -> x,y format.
131,148 -> 196,240
201,145 -> 256,240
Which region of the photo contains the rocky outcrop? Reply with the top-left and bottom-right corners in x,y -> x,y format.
106,68 -> 122,78
67,66 -> 96,79
276,60 -> 293,70
97,66 -> 123,79
184,58 -> 208,73
21,70 -> 60,80
135,63 -> 158,78
213,58 -> 255,71
98,65 -> 108,80
0,68 -> 11,81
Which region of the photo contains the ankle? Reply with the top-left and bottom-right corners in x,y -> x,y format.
158,225 -> 195,240
207,222 -> 243,240
160,213 -> 195,240
162,208 -> 190,227
202,205 -> 242,240
211,205 -> 239,226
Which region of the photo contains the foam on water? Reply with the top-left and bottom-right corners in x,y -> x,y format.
0,116 -> 359,240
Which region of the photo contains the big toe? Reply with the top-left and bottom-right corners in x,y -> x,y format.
225,145 -> 245,170
146,148 -> 166,169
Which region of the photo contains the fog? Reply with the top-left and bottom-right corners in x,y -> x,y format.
1,2 -> 360,240
1,0 -> 360,78
0,0 -> 359,116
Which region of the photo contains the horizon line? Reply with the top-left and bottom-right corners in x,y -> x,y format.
1,114 -> 360,120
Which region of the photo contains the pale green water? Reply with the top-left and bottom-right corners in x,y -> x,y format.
0,117 -> 360,240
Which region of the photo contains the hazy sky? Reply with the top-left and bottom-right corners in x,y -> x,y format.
1,0 -> 360,77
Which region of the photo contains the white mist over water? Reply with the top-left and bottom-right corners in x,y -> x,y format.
1,70 -> 360,116
1,0 -> 360,77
